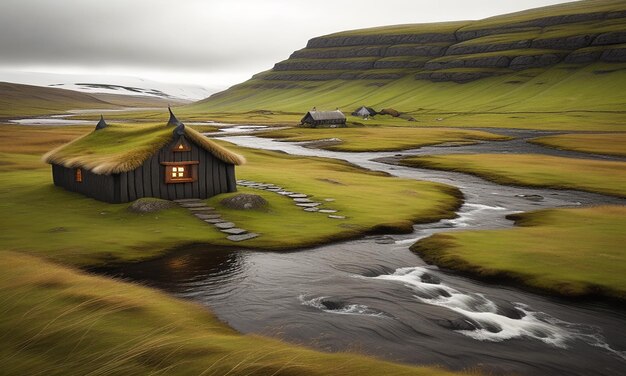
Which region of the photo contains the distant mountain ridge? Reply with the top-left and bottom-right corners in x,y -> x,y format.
192,0 -> 626,115
264,0 -> 625,83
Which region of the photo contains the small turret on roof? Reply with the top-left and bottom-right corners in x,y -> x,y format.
167,106 -> 182,127
168,107 -> 185,136
95,115 -> 108,130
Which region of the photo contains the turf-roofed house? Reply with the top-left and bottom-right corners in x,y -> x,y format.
43,109 -> 245,203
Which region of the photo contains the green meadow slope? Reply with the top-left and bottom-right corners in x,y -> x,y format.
188,0 -> 626,129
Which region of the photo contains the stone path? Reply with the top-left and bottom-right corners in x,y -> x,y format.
236,180 -> 345,219
174,199 -> 258,242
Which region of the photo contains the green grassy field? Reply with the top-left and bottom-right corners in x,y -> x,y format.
530,133 -> 626,157
258,127 -> 510,152
411,206 -> 626,301
399,153 -> 626,198
0,125 -> 460,266
0,250 -> 473,376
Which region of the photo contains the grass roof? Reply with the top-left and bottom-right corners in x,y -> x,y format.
43,123 -> 245,175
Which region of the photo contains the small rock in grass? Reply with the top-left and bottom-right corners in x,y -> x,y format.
221,193 -> 268,210
318,209 -> 337,213
328,215 -> 346,219
324,198 -> 335,202
129,198 -> 177,213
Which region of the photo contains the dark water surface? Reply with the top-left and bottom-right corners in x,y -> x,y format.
104,131 -> 626,375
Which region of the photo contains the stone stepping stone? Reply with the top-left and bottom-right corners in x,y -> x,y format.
174,199 -> 203,203
204,218 -> 224,224
214,222 -> 236,229
324,198 -> 335,202
304,207 -> 319,212
289,193 -> 307,198
188,206 -> 215,211
227,233 -> 259,242
194,213 -> 222,220
179,202 -> 208,208
296,202 -> 321,208
277,191 -> 293,196
266,188 -> 282,192
221,228 -> 247,235
328,215 -> 346,219
293,198 -> 312,203
318,209 -> 337,213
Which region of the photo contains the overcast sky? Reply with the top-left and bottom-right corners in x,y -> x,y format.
0,0 -> 573,90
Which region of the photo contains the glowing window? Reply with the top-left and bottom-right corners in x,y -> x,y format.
75,168 -> 83,182
171,166 -> 187,179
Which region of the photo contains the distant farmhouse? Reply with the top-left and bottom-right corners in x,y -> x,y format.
43,109 -> 245,203
351,106 -> 376,118
300,108 -> 346,128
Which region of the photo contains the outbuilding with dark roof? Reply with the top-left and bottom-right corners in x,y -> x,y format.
300,109 -> 346,128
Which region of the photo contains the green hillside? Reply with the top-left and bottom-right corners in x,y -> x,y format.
189,0 -> 626,128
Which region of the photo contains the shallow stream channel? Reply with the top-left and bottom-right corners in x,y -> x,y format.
104,128 -> 626,375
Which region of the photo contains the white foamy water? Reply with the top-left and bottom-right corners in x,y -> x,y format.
443,203 -> 507,228
371,266 -> 626,359
299,295 -> 387,317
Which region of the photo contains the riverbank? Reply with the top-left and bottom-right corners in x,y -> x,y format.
0,250 -> 473,376
399,153 -> 626,198
411,206 -> 626,304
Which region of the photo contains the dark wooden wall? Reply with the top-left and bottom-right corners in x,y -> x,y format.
52,164 -> 117,202
52,137 -> 237,203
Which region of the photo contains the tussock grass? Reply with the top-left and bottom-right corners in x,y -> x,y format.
411,206 -> 626,301
530,133 -> 626,157
259,127 -> 510,152
399,153 -> 626,197
0,251 -> 472,376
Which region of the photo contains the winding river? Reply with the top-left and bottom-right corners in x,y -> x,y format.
104,128 -> 625,375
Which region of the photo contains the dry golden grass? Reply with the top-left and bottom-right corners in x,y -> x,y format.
412,206 -> 626,301
530,133 -> 626,157
400,153 -> 626,198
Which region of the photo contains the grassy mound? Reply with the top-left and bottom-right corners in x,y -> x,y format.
259,127 -> 510,152
530,133 -> 626,157
399,153 -> 626,197
410,206 -> 626,302
0,251 -> 472,376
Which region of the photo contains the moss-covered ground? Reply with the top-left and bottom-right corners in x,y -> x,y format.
530,133 -> 626,157
411,206 -> 626,302
258,127 -> 510,152
399,153 -> 626,198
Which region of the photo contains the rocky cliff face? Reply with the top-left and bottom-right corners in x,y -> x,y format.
255,2 -> 626,84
